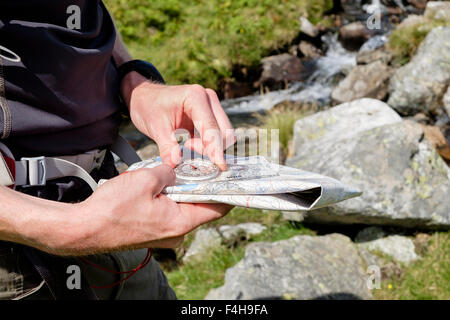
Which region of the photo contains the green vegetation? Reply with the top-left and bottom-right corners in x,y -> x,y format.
167,245 -> 246,300
256,101 -> 316,155
104,0 -> 333,90
374,232 -> 450,300
388,15 -> 450,65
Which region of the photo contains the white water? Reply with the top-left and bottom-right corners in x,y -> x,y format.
221,33 -> 356,115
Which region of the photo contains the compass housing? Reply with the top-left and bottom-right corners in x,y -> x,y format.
174,159 -> 219,182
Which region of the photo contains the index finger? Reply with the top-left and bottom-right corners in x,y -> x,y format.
184,89 -> 227,170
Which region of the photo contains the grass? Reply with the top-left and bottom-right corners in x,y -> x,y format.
167,245 -> 246,300
165,206 -> 314,300
256,101 -> 315,156
104,0 -> 333,90
374,232 -> 450,300
388,14 -> 450,65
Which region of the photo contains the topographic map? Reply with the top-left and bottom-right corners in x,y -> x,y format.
104,155 -> 361,211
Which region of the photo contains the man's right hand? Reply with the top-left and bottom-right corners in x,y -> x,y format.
0,165 -> 231,256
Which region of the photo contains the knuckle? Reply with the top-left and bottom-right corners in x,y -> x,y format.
190,84 -> 205,93
186,84 -> 207,99
205,88 -> 218,98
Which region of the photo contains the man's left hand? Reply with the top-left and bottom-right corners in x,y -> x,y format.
121,72 -> 235,169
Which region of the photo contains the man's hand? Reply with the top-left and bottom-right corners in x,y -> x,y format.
121,72 -> 236,169
0,165 -> 232,256
69,165 -> 232,255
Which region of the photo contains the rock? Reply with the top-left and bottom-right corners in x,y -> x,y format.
282,211 -> 305,223
299,17 -> 319,38
221,80 -> 254,99
411,112 -> 430,124
420,125 -> 450,164
255,53 -> 306,88
424,1 -> 450,21
355,226 -> 387,243
339,22 -> 372,51
406,0 -> 428,10
182,228 -> 222,262
444,86 -> 450,117
290,98 -> 402,148
206,234 -> 372,300
331,60 -> 394,103
396,14 -> 424,28
341,0 -> 365,16
136,142 -> 159,160
359,35 -> 388,53
358,235 -> 419,264
388,27 -> 450,116
356,47 -> 393,65
357,246 -> 384,268
218,223 -> 266,243
298,41 -> 323,59
286,99 -> 450,229
413,232 -> 431,255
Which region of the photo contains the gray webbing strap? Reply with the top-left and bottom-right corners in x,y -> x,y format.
111,134 -> 142,166
0,135 -> 141,192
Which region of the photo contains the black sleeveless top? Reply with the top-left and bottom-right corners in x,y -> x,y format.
0,0 -> 123,157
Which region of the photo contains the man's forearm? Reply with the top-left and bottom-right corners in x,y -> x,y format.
0,186 -> 82,254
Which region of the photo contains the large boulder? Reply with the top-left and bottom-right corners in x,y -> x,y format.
388,27 -> 450,116
206,234 -> 372,300
286,98 -> 450,229
331,60 -> 394,103
290,98 -> 402,147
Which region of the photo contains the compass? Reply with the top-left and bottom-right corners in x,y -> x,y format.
174,159 -> 219,181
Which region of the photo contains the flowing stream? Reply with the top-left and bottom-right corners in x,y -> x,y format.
221,33 -> 357,116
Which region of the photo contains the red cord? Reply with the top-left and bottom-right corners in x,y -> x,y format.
79,248 -> 153,289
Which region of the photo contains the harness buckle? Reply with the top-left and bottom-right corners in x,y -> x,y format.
21,156 -> 46,187
89,149 -> 107,171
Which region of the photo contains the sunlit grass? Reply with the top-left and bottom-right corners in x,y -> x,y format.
374,232 -> 450,300
104,0 -> 333,90
388,17 -> 450,65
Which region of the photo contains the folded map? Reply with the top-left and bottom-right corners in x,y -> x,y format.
102,155 -> 361,211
